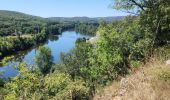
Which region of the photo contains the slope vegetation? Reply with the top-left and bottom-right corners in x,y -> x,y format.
0,10 -> 46,36
94,53 -> 170,100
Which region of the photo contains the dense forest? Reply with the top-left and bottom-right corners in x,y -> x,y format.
46,16 -> 124,23
0,10 -> 46,36
0,0 -> 170,99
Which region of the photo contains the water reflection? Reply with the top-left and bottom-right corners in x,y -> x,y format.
0,31 -> 90,78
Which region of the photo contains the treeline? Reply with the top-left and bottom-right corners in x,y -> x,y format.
0,10 -> 100,37
0,10 -> 46,36
46,21 -> 99,36
0,28 -> 47,59
0,10 -> 49,59
75,22 -> 99,35
46,16 -> 124,23
46,21 -> 75,35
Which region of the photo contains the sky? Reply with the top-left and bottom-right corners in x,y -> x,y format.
0,0 -> 128,18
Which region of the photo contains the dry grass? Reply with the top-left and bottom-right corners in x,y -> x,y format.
93,58 -> 170,100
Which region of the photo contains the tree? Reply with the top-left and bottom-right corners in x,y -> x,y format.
112,0 -> 170,45
4,63 -> 41,100
59,40 -> 92,80
111,0 -> 147,15
35,46 -> 53,75
139,0 -> 170,45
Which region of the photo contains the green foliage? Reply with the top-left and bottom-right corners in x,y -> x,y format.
75,22 -> 99,35
0,56 -> 15,66
4,63 -> 41,100
46,21 -> 75,35
0,29 -> 47,59
47,16 -> 124,23
46,21 -> 99,36
112,0 -> 170,45
85,18 -> 151,87
59,41 -> 92,80
51,16 -> 159,96
159,70 -> 170,82
140,0 -> 170,45
112,0 -> 146,13
1,63 -> 90,100
44,72 -> 89,99
35,46 -> 53,75
154,46 -> 170,62
0,78 -> 5,87
0,10 -> 46,36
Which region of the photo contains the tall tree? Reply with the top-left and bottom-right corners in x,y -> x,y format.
112,0 -> 170,45
35,46 -> 53,75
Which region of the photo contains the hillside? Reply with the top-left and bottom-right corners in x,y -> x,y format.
0,10 -> 46,36
0,10 -> 124,36
94,51 -> 170,100
0,10 -> 43,20
46,16 -> 125,23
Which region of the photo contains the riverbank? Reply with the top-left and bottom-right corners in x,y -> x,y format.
0,31 -> 90,78
0,32 -> 47,60
88,32 -> 100,43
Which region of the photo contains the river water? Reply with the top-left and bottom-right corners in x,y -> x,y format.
0,31 -> 90,78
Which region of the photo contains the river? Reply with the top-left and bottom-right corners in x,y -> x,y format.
0,31 -> 90,78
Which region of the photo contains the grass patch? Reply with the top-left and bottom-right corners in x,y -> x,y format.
94,57 -> 170,100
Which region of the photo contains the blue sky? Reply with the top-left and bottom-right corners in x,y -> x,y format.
0,0 -> 128,18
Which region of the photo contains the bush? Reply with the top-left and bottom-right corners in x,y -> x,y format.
2,63 -> 90,100
35,46 -> 53,75
44,72 -> 90,99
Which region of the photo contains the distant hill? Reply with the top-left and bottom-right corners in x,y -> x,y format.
46,16 -> 125,23
0,10 -> 45,24
0,10 -> 46,36
0,10 -> 43,19
0,10 -> 125,36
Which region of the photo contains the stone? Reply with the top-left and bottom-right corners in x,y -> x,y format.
166,60 -> 170,66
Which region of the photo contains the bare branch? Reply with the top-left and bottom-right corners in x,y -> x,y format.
120,10 -> 139,16
130,0 -> 145,11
